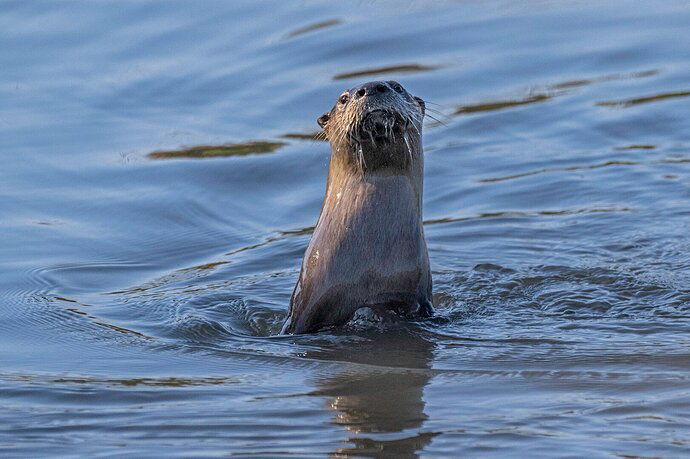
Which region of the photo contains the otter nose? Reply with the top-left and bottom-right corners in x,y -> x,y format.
354,82 -> 389,98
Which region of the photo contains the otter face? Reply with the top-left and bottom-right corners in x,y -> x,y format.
317,81 -> 425,170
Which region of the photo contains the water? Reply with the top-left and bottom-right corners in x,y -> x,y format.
1,0 -> 689,456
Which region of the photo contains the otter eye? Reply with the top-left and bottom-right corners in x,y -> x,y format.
339,94 -> 349,104
393,84 -> 403,93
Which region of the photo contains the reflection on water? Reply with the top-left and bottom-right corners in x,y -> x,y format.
1,0 -> 690,456
148,141 -> 286,159
597,90 -> 690,108
52,376 -> 235,387
614,144 -> 656,151
454,69 -> 662,116
479,160 -> 642,183
285,18 -> 342,39
333,64 -> 441,81
280,131 -> 327,141
455,93 -> 552,115
547,69 -> 658,90
424,206 -> 632,226
307,331 -> 436,456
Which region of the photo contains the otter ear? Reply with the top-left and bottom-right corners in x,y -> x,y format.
414,96 -> 426,115
317,112 -> 330,128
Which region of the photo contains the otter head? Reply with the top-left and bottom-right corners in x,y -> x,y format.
317,81 -> 426,172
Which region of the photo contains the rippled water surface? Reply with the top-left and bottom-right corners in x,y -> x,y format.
2,1 -> 690,456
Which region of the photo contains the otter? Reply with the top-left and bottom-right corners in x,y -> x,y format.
281,80 -> 432,334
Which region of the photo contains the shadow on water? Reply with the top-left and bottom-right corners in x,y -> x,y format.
303,329 -> 438,456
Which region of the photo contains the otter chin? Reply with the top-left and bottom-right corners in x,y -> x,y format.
281,80 -> 432,335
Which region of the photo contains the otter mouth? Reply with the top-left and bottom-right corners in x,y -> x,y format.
357,109 -> 406,144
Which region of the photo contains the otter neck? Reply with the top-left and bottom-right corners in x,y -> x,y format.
325,138 -> 424,209
328,135 -> 423,176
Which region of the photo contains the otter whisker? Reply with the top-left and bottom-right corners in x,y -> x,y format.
425,107 -> 445,116
403,132 -> 413,166
424,113 -> 446,126
408,118 -> 422,138
358,144 -> 366,173
424,108 -> 449,124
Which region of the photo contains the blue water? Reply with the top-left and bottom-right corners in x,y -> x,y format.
1,1 -> 690,456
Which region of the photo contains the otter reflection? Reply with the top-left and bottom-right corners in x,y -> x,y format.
305,329 -> 437,456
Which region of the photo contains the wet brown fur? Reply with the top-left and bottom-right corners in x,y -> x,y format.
281,81 -> 432,334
